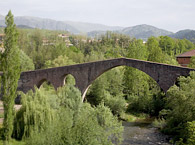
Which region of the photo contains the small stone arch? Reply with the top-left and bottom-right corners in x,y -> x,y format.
62,74 -> 76,86
36,79 -> 53,89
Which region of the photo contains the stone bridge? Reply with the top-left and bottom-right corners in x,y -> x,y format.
1,57 -> 195,102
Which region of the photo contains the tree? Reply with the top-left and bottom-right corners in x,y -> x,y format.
159,36 -> 175,56
188,56 -> 195,68
123,39 -> 149,96
0,11 -> 21,143
163,71 -> 195,142
147,36 -> 164,62
20,50 -> 35,71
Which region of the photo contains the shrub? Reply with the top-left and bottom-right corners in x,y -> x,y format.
104,95 -> 126,117
162,71 -> 195,142
14,85 -> 123,145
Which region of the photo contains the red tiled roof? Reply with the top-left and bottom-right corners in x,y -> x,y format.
176,49 -> 195,58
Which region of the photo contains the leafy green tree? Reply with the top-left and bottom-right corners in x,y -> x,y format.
123,39 -> 149,96
0,10 -> 21,143
20,50 -> 35,71
188,56 -> 195,68
163,71 -> 195,141
159,36 -> 175,56
86,67 -> 126,116
147,36 -> 164,62
44,55 -> 75,68
185,121 -> 195,145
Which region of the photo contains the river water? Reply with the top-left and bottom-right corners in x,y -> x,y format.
121,122 -> 171,145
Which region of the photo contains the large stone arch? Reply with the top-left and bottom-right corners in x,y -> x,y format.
80,64 -> 160,101
74,58 -> 194,101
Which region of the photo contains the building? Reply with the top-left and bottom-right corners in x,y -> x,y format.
0,34 -> 5,52
58,34 -> 73,47
0,34 -> 5,45
176,49 -> 195,67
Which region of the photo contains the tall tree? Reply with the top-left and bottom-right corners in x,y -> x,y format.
147,36 -> 164,62
1,10 -> 21,143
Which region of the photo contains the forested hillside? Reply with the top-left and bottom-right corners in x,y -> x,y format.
169,29 -> 195,43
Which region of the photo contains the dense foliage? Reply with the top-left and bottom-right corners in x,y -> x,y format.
13,85 -> 123,145
161,71 -> 195,143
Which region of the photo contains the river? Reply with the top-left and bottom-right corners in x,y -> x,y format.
121,121 -> 171,145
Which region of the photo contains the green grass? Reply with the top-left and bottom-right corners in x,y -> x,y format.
0,113 -> 3,118
0,139 -> 25,145
120,112 -> 153,123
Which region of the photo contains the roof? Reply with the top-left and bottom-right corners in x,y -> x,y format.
176,49 -> 195,58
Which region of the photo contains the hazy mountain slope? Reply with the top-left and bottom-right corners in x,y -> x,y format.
87,30 -> 107,38
16,25 -> 34,29
0,14 -> 123,33
121,24 -> 173,40
0,15 -> 80,33
2,14 -> 194,42
169,29 -> 195,42
65,21 -> 123,33
15,16 -> 80,33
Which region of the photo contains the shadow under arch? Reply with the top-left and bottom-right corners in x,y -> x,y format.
36,78 -> 54,89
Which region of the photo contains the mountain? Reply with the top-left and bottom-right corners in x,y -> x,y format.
169,29 -> 195,42
87,30 -> 107,38
121,24 -> 173,40
65,21 -> 123,33
1,14 -> 194,42
16,25 -> 33,29
87,24 -> 173,40
0,15 -> 80,33
0,14 -> 123,34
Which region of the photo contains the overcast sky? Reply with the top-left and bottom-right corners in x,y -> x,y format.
0,0 -> 194,32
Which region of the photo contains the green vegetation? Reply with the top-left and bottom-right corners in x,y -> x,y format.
1,11 -> 195,144
12,85 -> 123,145
161,71 -> 195,143
0,11 -> 21,144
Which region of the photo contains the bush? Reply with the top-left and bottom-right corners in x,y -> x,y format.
127,94 -> 153,114
162,71 -> 195,142
13,87 -> 55,140
13,85 -> 123,145
104,95 -> 126,117
185,121 -> 195,144
152,118 -> 166,129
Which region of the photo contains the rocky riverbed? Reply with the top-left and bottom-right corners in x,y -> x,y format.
121,121 -> 171,145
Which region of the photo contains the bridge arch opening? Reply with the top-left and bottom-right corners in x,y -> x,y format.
37,79 -> 55,90
63,74 -> 76,86
84,65 -> 164,115
84,65 -> 162,98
